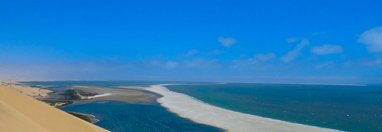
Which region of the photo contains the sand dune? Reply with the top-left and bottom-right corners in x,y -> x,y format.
0,82 -> 52,98
145,85 -> 339,132
0,84 -> 109,132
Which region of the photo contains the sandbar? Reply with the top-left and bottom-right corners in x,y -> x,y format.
145,85 -> 339,132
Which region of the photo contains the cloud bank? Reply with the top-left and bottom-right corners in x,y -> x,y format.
218,36 -> 236,47
359,27 -> 382,52
311,45 -> 343,55
281,38 -> 309,62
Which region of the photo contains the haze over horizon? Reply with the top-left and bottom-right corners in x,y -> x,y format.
1,0 -> 382,84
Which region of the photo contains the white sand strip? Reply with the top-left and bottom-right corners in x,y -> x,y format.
92,93 -> 112,98
145,85 -> 339,132
80,93 -> 112,99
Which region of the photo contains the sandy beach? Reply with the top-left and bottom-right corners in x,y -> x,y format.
0,82 -> 109,132
145,85 -> 339,132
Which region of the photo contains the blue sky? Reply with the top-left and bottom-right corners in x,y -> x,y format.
1,0 -> 382,84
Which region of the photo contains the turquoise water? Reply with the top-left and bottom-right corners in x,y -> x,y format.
168,83 -> 382,132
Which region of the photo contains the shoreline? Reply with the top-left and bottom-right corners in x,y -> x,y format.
144,84 -> 339,132
68,111 -> 100,123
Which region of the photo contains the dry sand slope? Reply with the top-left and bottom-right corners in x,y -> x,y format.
0,84 -> 109,132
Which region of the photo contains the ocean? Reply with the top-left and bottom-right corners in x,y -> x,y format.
22,81 -> 382,132
168,83 -> 382,132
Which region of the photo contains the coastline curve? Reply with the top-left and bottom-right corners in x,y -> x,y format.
145,84 -> 339,132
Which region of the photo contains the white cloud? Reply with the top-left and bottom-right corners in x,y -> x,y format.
281,38 -> 309,62
311,45 -> 343,55
185,49 -> 198,57
359,27 -> 382,52
232,53 -> 276,69
164,61 -> 179,68
365,58 -> 382,67
218,36 -> 236,47
253,53 -> 276,62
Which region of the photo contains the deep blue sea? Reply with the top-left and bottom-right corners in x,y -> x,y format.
22,81 -> 382,132
22,81 -> 222,132
61,101 -> 221,132
168,83 -> 382,132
